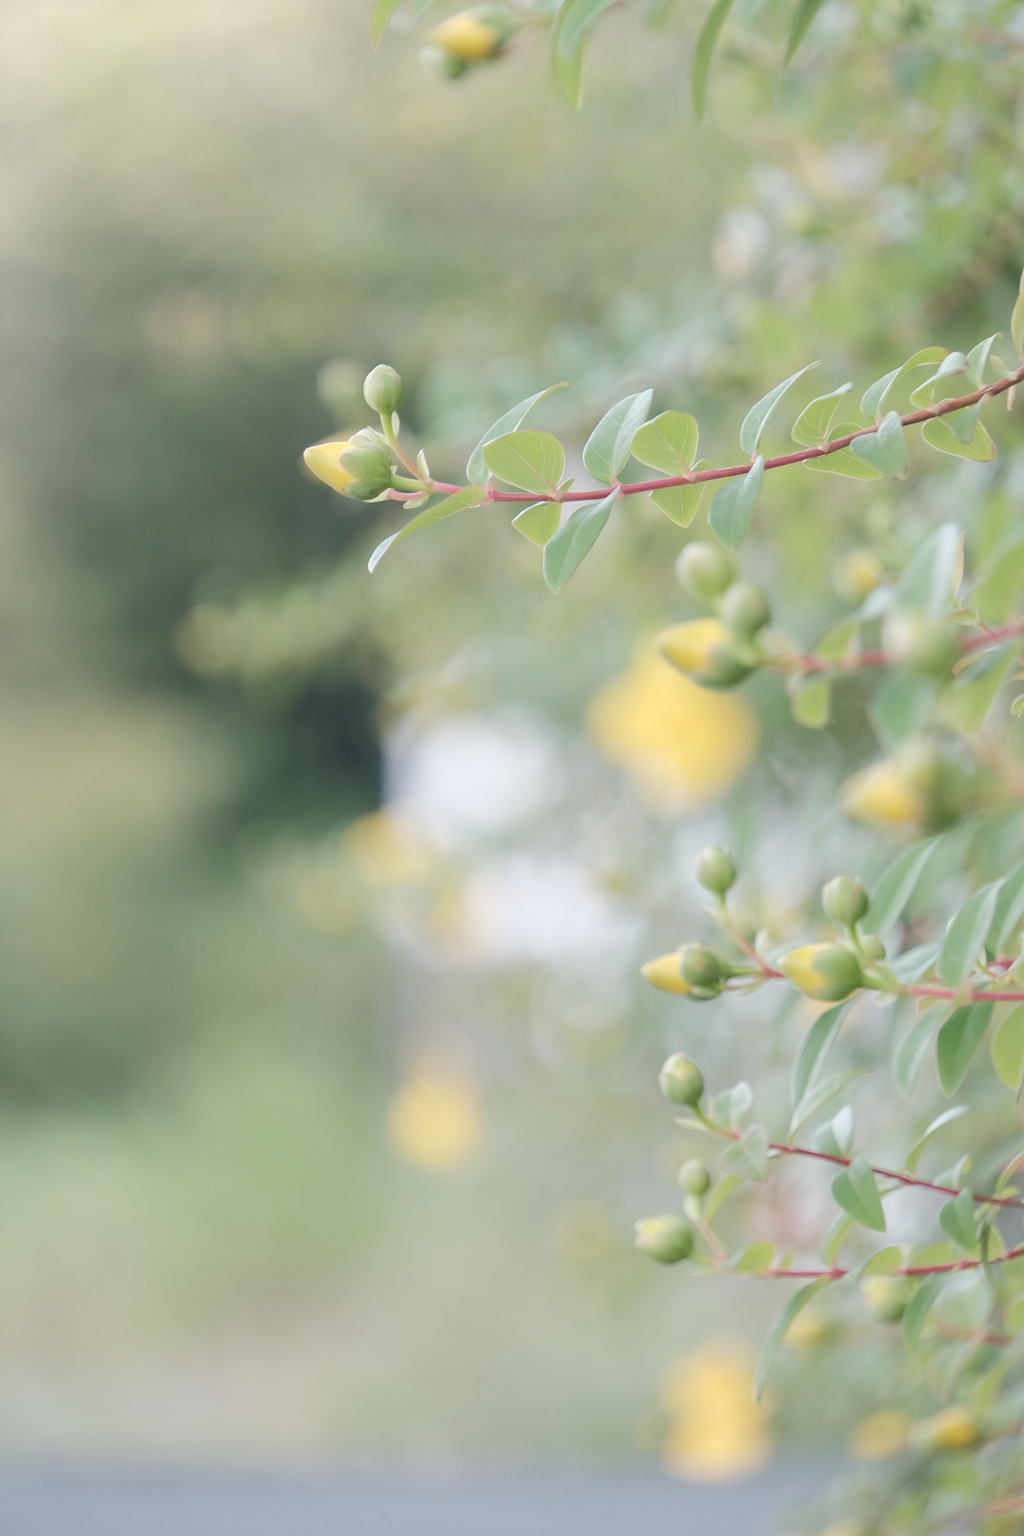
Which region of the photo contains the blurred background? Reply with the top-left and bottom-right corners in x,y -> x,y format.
0,0 -> 1020,1485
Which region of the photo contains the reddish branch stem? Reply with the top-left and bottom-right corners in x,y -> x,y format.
761,1240 -> 1024,1280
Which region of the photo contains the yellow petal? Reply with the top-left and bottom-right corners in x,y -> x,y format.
426,12 -> 500,58
841,760 -> 926,829
303,438 -> 355,495
657,618 -> 730,677
641,953 -> 691,995
779,944 -> 827,997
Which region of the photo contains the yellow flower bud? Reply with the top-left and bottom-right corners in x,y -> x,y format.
780,943 -> 863,1001
641,953 -> 692,995
908,1405 -> 979,1453
834,547 -> 883,602
426,10 -> 501,59
303,438 -> 356,495
656,619 -> 755,689
840,758 -> 927,831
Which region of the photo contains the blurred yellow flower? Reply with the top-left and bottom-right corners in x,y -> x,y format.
849,1409 -> 911,1460
658,1339 -> 772,1481
834,547 -> 883,602
386,1071 -> 483,1173
586,650 -> 758,811
426,11 -> 501,58
783,1307 -> 828,1352
343,810 -> 435,890
840,759 -> 926,831
909,1405 -> 979,1452
302,437 -> 355,496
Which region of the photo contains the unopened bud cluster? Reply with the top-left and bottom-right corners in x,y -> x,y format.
656,543 -> 771,689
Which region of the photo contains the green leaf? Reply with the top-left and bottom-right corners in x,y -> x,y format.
709,1081 -> 753,1130
732,1240 -> 775,1273
804,429 -> 884,480
551,0 -> 618,59
692,0 -> 736,119
466,383 -> 569,485
863,837 -> 943,937
936,1002 -> 994,1096
894,522 -> 963,614
791,383 -> 852,447
939,1188 -> 979,1251
511,501 -> 561,546
903,1274 -> 947,1350
989,856 -> 1024,952
785,0 -> 828,60
368,485 -> 486,572
972,532 -> 1024,624
909,351 -> 969,408
905,1105 -> 969,1171
740,364 -> 818,456
849,411 -> 908,479
821,1212 -> 854,1265
991,1004 -> 1024,1092
890,941 -> 941,984
721,1122 -> 768,1182
789,674 -> 831,728
708,457 -> 764,550
937,882 -> 1002,987
812,1105 -> 854,1159
860,347 -> 947,421
583,391 -> 653,484
860,1246 -> 903,1276
831,1155 -> 886,1231
542,491 -> 617,592
790,1000 -> 855,1109
790,1069 -> 869,1138
369,0 -> 402,45
966,334 -> 999,390
755,1278 -> 833,1400
650,473 -> 708,528
551,30 -> 585,105
867,669 -> 937,751
921,414 -> 996,462
483,431 -> 565,495
893,1006 -> 944,1099
630,411 -> 698,474
703,1174 -> 743,1225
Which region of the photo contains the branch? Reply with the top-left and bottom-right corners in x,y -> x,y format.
786,617 -> 1024,678
753,1239 -> 1024,1280
470,365 -> 1024,505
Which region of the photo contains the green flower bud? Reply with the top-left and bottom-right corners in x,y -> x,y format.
634,1215 -> 695,1264
780,943 -> 864,1002
338,428 -> 394,500
420,42 -> 470,77
677,942 -> 727,997
822,875 -> 870,927
676,541 -> 738,602
363,364 -> 405,416
720,580 -> 771,639
860,934 -> 886,961
656,620 -> 756,689
696,845 -> 737,895
658,1053 -> 705,1106
678,1159 -> 711,1196
882,609 -> 958,677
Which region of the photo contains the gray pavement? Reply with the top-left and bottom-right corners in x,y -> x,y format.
0,1462 -> 837,1535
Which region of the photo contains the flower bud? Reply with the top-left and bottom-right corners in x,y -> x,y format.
780,943 -> 863,1001
861,1277 -> 909,1323
303,438 -> 357,496
822,875 -> 870,927
641,954 -> 691,996
676,541 -> 737,601
634,1215 -> 695,1264
678,1158 -> 711,1196
363,364 -> 405,416
720,581 -> 771,638
908,1406 -> 979,1453
656,619 -> 755,689
860,934 -> 886,961
840,758 -> 928,832
420,42 -> 470,77
658,1053 -> 704,1106
426,9 -> 503,60
834,547 -> 882,602
678,942 -> 727,998
338,428 -> 395,500
696,846 -> 737,895
882,609 -> 957,677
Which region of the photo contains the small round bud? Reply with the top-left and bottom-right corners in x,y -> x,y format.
678,1159 -> 711,1196
641,954 -> 691,996
861,1277 -> 909,1323
882,609 -> 957,677
676,541 -> 737,601
677,942 -> 727,997
780,943 -> 863,1002
658,1053 -> 704,1106
634,1215 -> 695,1264
908,1406 -> 979,1453
426,8 -> 505,58
822,875 -> 870,927
696,846 -> 736,896
720,581 -> 771,638
363,364 -> 405,416
834,546 -> 883,602
860,934 -> 886,962
656,619 -> 755,689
